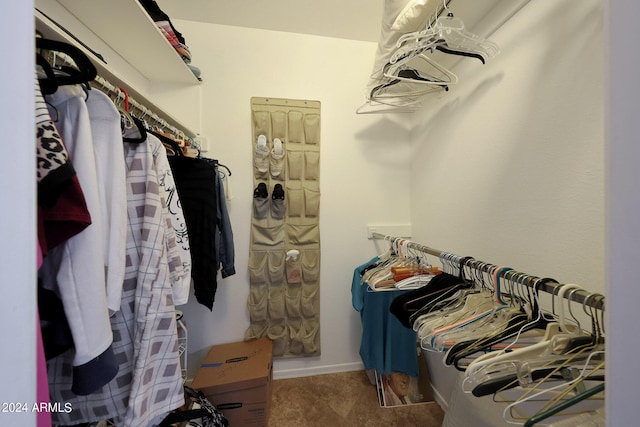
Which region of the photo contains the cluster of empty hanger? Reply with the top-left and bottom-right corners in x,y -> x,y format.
362,237 -> 441,290
359,0 -> 500,114
374,235 -> 605,426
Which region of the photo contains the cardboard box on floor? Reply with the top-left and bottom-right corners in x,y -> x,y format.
190,338 -> 273,427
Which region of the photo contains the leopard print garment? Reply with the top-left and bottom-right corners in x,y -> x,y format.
35,75 -> 76,205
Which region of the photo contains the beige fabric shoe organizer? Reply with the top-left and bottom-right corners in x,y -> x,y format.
246,97 -> 321,358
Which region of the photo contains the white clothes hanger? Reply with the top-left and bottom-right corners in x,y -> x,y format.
463,280 -> 580,380
500,352 -> 605,425
383,52 -> 459,86
393,7 -> 499,63
462,283 -> 594,393
557,284 -> 585,332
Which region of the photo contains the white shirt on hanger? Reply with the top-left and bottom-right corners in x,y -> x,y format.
41,85 -> 113,370
86,88 -> 128,313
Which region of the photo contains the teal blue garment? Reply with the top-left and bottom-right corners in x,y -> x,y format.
351,259 -> 419,377
351,256 -> 379,312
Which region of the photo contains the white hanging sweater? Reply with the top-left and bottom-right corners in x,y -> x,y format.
41,85 -> 117,394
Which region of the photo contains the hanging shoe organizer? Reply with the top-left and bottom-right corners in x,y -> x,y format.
246,97 -> 321,358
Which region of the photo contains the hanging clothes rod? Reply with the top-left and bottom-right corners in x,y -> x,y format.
92,75 -> 190,141
35,8 -> 198,139
370,232 -> 605,311
40,45 -> 194,142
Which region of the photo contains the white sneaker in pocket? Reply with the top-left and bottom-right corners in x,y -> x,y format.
270,137 -> 285,178
255,134 -> 269,174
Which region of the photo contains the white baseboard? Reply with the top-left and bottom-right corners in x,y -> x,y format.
273,362 -> 364,380
430,384 -> 449,412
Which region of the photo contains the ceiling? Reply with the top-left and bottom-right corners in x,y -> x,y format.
155,0 -> 530,44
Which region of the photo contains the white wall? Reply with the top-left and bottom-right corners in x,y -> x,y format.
4,2 -> 639,427
0,1 -> 36,426
408,0 -> 606,413
176,20 -> 413,379
409,0 -> 605,292
607,1 -> 640,426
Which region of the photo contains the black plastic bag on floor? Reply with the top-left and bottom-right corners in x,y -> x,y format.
158,386 -> 228,427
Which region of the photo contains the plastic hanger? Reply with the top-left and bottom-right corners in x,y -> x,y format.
502,354 -> 605,426
421,291 -> 497,339
438,271 -> 550,368
383,52 -> 459,86
432,13 -> 500,57
411,287 -> 480,331
368,78 -> 446,106
464,283 -> 600,394
355,98 -> 422,114
463,296 -> 560,385
463,279 -> 565,381
389,3 -> 499,73
441,307 -> 532,367
484,289 -> 604,407
523,382 -> 604,427
428,265 -> 512,347
36,53 -> 59,95
466,330 -> 598,397
36,38 -> 97,87
406,256 -> 477,330
112,87 -> 146,143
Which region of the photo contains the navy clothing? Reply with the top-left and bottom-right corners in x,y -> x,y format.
214,167 -> 235,278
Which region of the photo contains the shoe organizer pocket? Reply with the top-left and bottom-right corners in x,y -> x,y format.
301,249 -> 320,283
253,110 -> 271,137
248,251 -> 269,286
304,151 -> 320,181
268,251 -> 285,285
268,286 -> 285,321
254,163 -> 268,180
286,150 -> 303,181
288,110 -> 304,143
304,113 -> 320,145
285,287 -> 302,318
244,322 -> 269,341
271,110 -> 287,140
253,195 -> 270,219
285,252 -> 302,284
302,318 -> 320,354
254,137 -> 270,179
267,323 -> 288,357
247,284 -> 268,323
251,223 -> 285,248
271,194 -> 285,220
270,145 -> 286,181
304,187 -> 320,218
301,283 -> 320,318
287,223 -> 320,246
288,320 -> 304,354
286,186 -> 303,218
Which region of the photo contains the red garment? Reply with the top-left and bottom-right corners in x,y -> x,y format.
38,174 -> 91,256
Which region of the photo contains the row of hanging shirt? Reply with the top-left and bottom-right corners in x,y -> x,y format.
360,239 -> 605,426
35,37 -> 234,427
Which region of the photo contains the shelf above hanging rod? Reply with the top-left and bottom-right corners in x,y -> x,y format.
35,8 -> 199,138
370,232 -> 605,311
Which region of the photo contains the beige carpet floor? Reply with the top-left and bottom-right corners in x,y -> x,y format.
268,370 -> 445,427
